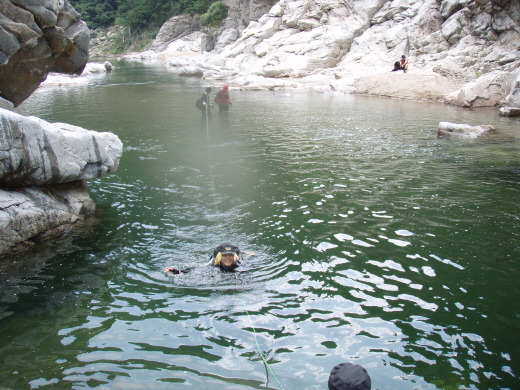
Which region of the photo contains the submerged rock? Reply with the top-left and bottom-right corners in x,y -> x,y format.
437,122 -> 496,138
499,106 -> 520,116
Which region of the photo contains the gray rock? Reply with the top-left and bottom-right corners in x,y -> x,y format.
0,97 -> 14,111
0,108 -> 123,188
0,0 -> 89,107
438,121 -> 496,137
0,181 -> 96,256
223,0 -> 279,31
445,71 -> 518,107
501,74 -> 520,108
499,106 -> 520,116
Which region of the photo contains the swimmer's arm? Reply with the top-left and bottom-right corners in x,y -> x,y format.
164,267 -> 192,274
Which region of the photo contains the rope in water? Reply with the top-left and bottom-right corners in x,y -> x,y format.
247,311 -> 286,390
204,100 -> 284,389
204,102 -> 220,219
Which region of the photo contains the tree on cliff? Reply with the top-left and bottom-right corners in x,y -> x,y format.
70,0 -> 218,32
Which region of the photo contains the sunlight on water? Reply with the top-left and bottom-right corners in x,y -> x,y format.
2,61 -> 520,389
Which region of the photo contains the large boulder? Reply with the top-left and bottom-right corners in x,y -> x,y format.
501,73 -> 520,107
0,108 -> 122,188
0,181 -> 96,256
444,71 -> 518,107
0,0 -> 89,107
150,15 -> 203,53
0,107 -> 123,256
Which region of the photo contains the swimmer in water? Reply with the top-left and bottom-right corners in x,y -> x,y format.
164,243 -> 243,274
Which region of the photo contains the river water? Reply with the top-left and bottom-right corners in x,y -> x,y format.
3,60 -> 520,389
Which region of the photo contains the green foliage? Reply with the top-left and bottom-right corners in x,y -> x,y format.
117,0 -> 178,33
201,1 -> 228,27
181,0 -> 213,15
70,0 -> 118,29
107,28 -> 132,54
70,0 -> 219,32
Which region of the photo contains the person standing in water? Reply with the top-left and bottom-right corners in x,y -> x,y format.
214,85 -> 232,112
199,87 -> 212,118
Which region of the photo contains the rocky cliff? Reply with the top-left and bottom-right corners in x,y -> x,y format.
0,1 -> 122,257
133,0 -> 520,111
0,0 -> 90,107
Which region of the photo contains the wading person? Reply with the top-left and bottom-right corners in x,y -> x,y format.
215,85 -> 232,112
164,243 -> 243,274
198,87 -> 212,118
391,55 -> 408,72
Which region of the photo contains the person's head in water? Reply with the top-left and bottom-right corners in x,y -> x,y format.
328,362 -> 371,390
212,243 -> 241,271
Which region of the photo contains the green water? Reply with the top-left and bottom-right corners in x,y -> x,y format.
2,60 -> 520,389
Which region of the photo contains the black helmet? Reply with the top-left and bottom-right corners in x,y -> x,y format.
328,363 -> 371,390
213,243 -> 240,258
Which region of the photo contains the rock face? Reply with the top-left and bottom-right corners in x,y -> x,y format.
147,0 -> 277,57
0,108 -> 123,256
0,181 -> 96,255
135,0 -> 520,107
0,2 -> 122,257
499,73 -> 520,115
0,109 -> 122,188
0,0 -> 90,107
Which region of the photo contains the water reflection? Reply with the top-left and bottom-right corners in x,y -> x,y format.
2,61 -> 519,389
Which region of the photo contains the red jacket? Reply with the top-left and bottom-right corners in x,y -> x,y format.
215,90 -> 231,105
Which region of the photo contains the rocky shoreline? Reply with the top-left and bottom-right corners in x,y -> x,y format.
117,0 -> 520,112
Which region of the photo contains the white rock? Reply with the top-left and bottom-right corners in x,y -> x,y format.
499,106 -> 520,116
41,62 -> 114,87
0,182 -> 96,256
438,122 -> 496,137
445,71 -> 518,107
0,108 -> 123,187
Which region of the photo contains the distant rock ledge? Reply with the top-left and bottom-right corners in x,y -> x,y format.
121,0 -> 520,111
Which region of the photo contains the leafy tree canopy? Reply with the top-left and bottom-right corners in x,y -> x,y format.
70,0 -> 220,32
201,1 -> 228,27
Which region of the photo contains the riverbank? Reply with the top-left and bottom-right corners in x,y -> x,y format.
113,0 -> 520,110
